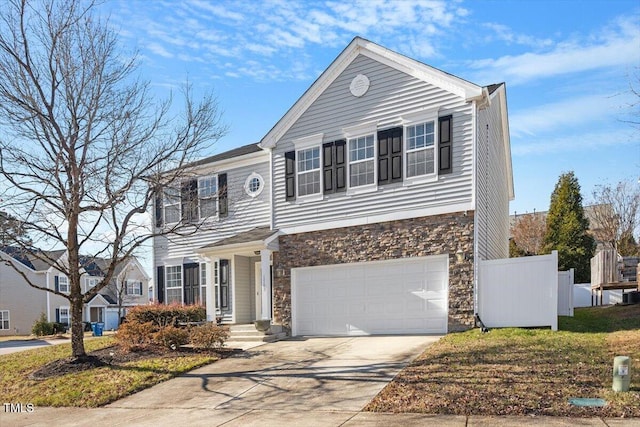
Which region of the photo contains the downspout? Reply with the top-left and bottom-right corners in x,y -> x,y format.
267,146 -> 275,231
471,99 -> 480,321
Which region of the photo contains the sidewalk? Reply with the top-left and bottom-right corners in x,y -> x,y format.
1,407 -> 636,427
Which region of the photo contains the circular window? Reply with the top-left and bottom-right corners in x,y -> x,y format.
244,173 -> 264,197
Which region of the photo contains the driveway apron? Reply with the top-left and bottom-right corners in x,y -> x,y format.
107,335 -> 441,412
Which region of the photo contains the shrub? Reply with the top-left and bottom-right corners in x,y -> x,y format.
32,313 -> 54,336
126,304 -> 206,327
115,320 -> 156,351
190,323 -> 229,349
155,325 -> 190,350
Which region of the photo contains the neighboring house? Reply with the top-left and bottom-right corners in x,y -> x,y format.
153,37 -> 513,335
0,247 -> 149,335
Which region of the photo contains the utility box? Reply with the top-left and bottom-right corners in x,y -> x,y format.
613,356 -> 631,392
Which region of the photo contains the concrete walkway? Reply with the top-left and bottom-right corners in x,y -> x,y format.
1,336 -> 637,426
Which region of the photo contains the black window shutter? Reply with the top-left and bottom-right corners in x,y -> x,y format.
154,190 -> 163,227
334,140 -> 346,192
218,173 -> 228,217
323,143 -> 334,193
377,127 -> 403,184
156,266 -> 165,303
54,275 -> 59,292
138,282 -> 143,296
284,151 -> 296,201
439,115 -> 453,174
181,179 -> 198,223
55,308 -> 60,323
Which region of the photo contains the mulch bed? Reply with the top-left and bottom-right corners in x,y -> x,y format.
29,345 -> 240,380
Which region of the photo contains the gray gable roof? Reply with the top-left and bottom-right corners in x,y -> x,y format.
187,143 -> 263,168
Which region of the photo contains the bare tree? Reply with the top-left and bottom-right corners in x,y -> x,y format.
590,179 -> 640,255
511,212 -> 546,256
0,0 -> 226,358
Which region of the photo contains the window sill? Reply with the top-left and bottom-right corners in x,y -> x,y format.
403,174 -> 438,187
346,184 -> 378,196
295,193 -> 324,204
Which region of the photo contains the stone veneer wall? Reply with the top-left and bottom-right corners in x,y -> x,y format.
272,211 -> 475,333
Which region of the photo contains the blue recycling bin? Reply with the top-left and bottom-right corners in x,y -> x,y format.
92,322 -> 104,336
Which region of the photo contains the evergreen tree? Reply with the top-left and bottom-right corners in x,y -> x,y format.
542,172 -> 595,282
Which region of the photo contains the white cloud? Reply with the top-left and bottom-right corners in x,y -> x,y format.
512,128 -> 636,156
146,43 -> 173,58
469,16 -> 640,85
510,93 -> 629,138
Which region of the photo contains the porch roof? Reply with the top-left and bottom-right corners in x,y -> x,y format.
199,226 -> 279,255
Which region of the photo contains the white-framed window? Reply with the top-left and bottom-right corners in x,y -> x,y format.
406,120 -> 436,177
297,147 -> 321,197
59,307 -> 70,325
165,265 -> 182,304
348,134 -> 375,187
0,310 -> 9,330
86,277 -> 100,289
126,280 -> 142,296
58,275 -> 69,293
163,186 -> 180,224
244,172 -> 264,197
198,176 -> 218,219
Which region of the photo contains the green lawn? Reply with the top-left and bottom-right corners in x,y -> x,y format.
366,305 -> 640,417
0,337 -> 218,407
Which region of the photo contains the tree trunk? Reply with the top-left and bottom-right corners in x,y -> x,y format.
70,296 -> 86,358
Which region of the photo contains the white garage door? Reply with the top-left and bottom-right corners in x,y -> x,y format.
292,255 -> 449,336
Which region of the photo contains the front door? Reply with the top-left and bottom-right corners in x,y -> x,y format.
183,263 -> 200,305
254,262 -> 262,320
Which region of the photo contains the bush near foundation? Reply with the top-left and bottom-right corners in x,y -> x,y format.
189,323 -> 229,349
115,304 -> 226,351
125,304 -> 206,327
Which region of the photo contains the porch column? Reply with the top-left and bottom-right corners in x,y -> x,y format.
260,249 -> 272,320
205,262 -> 216,322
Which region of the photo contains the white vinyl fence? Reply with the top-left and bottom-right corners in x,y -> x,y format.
557,269 -> 575,317
478,251 -> 558,331
573,284 -> 625,307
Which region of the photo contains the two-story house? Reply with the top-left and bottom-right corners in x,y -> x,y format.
0,247 -> 149,335
153,37 -> 512,336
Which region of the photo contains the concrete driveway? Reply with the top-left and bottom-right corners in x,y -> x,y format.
1,335 -> 442,426
109,335 -> 441,414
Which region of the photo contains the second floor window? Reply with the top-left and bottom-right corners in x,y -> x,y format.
198,176 -> 218,218
57,275 -> 69,293
349,134 -> 375,187
126,280 -> 143,296
163,187 -> 180,224
297,147 -> 320,197
406,121 -> 435,177
86,277 -> 99,289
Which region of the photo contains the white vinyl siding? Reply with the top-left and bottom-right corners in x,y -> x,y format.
0,311 -> 9,330
476,87 -> 511,260
233,255 -> 251,324
273,54 -> 474,231
153,160 -> 271,264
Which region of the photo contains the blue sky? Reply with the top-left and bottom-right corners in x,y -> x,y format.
100,0 -> 640,215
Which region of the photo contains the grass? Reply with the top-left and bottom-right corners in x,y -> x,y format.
0,337 -> 219,407
366,304 -> 640,417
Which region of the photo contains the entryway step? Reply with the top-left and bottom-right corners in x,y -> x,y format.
227,332 -> 287,343
226,323 -> 286,343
